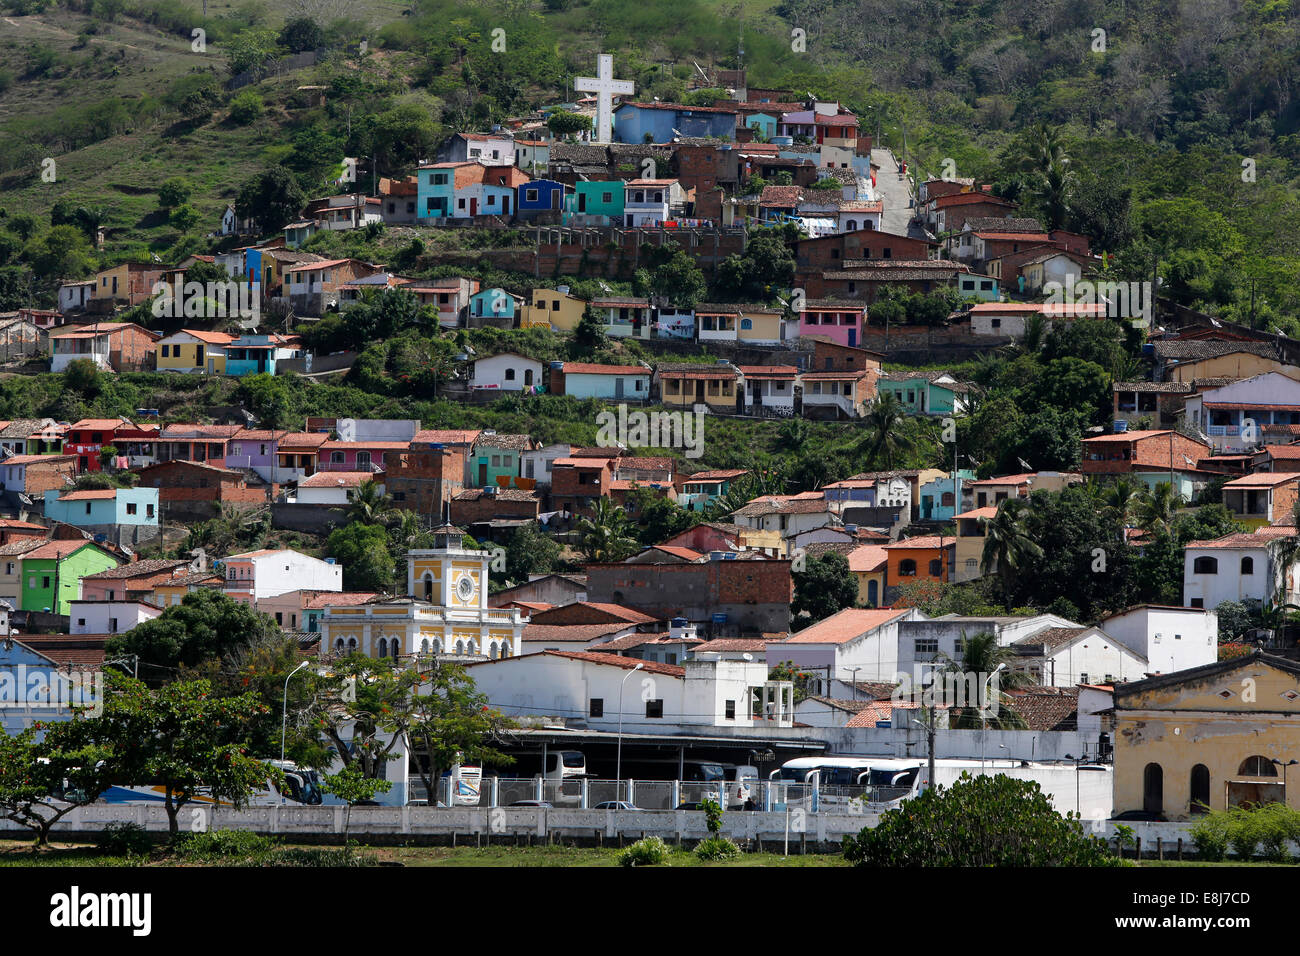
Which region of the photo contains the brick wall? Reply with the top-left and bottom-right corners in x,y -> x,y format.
795,231 -> 935,274
23,459 -> 78,496
385,445 -> 465,519
450,493 -> 539,526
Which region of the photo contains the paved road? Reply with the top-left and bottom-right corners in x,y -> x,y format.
870,146 -> 928,239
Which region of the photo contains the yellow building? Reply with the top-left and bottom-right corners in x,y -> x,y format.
735,306 -> 785,346
321,525 -> 526,660
953,506 -> 994,582
521,287 -> 587,331
156,329 -> 234,374
1170,351 -> 1300,384
1113,652 -> 1300,821
656,362 -> 740,413
847,544 -> 887,607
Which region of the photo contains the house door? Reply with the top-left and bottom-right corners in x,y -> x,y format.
848,328 -> 857,347
695,381 -> 705,403
478,463 -> 488,485
578,193 -> 587,212
470,198 -> 478,216
502,196 -> 511,215
1143,763 -> 1163,815
615,378 -> 624,399
207,358 -> 215,374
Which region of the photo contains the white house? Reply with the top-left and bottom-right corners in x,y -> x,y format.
468,650 -> 792,734
1183,529 -> 1300,610
1010,625 -> 1150,686
469,352 -> 543,393
520,443 -> 570,487
767,607 -> 926,685
68,599 -> 162,635
58,280 -> 95,314
1184,372 -> 1300,453
295,471 -> 378,506
898,613 -> 1080,686
731,496 -> 835,541
623,179 -> 687,227
222,548 -> 343,603
1096,605 -> 1219,676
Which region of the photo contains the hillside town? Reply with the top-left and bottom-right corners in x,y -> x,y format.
0,20 -> 1298,890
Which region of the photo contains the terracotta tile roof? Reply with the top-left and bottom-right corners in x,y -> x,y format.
1014,627 -> 1090,652
693,638 -> 773,653
1222,472 -> 1300,488
847,544 -> 888,572
80,559 -> 190,580
737,365 -> 799,378
732,496 -> 828,517
0,519 -> 46,531
1004,688 -> 1079,731
473,433 -> 537,452
277,432 -> 330,448
299,472 -> 376,488
802,695 -> 875,714
522,623 -> 632,643
303,591 -> 380,609
415,429 -> 481,445
560,363 -> 648,376
23,540 -> 113,561
646,545 -> 704,561
954,506 -> 999,520
681,469 -> 749,481
453,487 -> 539,502
884,535 -> 953,549
15,634 -> 107,668
784,607 -> 908,644
69,419 -> 130,431
0,539 -> 49,557
0,454 -> 75,465
759,185 -> 803,207
540,649 -> 686,677
1186,532 -> 1291,549
55,489 -> 118,500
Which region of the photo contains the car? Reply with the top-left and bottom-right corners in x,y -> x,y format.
593,801 -> 640,810
509,800 -> 553,808
676,801 -> 705,810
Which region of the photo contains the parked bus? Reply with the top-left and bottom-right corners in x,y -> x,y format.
98,760 -> 324,806
771,756 -> 920,809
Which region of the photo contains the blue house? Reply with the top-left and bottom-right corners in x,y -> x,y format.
44,487 -> 160,529
742,113 -> 778,140
469,288 -> 521,322
416,162 -> 471,220
916,470 -> 977,521
517,179 -> 570,219
613,102 -> 737,143
0,637 -> 101,735
224,334 -> 300,376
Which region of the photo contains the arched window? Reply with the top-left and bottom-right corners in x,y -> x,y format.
378,638 -> 388,657
335,638 -> 344,652
432,639 -> 442,654
390,638 -> 401,659
1143,762 -> 1163,815
1239,756 -> 1278,777
845,219 -> 857,231
899,559 -> 917,576
740,318 -> 752,330
347,638 -> 357,652
455,640 -> 464,655
1241,556 -> 1255,575
500,640 -> 511,657
1193,556 -> 1218,574
490,642 -> 499,659
1190,764 -> 1211,814
422,574 -> 434,602
866,580 -> 878,607
466,639 -> 477,655
928,559 -> 943,577
421,638 -> 430,655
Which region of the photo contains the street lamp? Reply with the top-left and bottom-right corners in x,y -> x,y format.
616,662 -> 644,802
281,660 -> 310,763
849,666 -> 862,700
980,664 -> 1007,773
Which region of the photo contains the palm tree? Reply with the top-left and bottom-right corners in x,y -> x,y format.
1102,477 -> 1142,534
1131,481 -> 1183,538
859,391 -> 919,470
935,631 -> 1034,729
577,498 -> 638,563
979,499 -> 1044,587
346,478 -> 394,525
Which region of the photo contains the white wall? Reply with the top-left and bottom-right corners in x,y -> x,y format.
69,601 -> 161,635
472,354 -> 542,391
1183,545 -> 1272,607
1101,607 -> 1218,675
252,552 -> 343,599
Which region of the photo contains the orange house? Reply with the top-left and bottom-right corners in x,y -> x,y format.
884,534 -> 954,603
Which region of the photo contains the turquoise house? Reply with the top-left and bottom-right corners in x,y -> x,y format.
417,162 -> 461,220
470,288 -> 519,322
466,434 -> 536,488
877,372 -> 968,417
565,182 -> 625,223
555,362 -> 651,400
957,273 -> 1000,301
744,113 -> 777,140
916,470 -> 976,521
224,334 -> 300,376
44,487 -> 160,529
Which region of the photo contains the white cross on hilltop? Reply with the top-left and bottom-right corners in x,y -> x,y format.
574,53 -> 634,144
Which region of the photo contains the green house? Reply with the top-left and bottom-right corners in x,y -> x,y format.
877,371 -> 969,417
20,540 -> 121,615
566,182 -> 625,222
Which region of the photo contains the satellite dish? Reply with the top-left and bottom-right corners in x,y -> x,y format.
18,494 -> 31,506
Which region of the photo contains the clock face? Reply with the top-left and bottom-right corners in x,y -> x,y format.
456,575 -> 475,601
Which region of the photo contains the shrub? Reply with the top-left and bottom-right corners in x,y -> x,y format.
618,836 -> 669,867
170,829 -> 273,860
256,847 -> 373,867
694,835 -> 741,861
229,91 -> 263,124
1225,806 -> 1261,860
843,773 -> 1123,867
96,821 -> 152,856
1189,813 -> 1229,861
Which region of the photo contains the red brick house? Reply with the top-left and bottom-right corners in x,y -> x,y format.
1079,430 -> 1212,476
794,229 -> 936,275
136,459 -> 268,518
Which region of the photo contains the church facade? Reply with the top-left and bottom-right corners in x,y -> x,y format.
320,526 -> 526,660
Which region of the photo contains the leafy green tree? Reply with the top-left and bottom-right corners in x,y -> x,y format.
1131,481 -> 1183,538
226,28 -> 279,76
859,391 -> 920,470
88,676 -> 272,835
322,763 -> 392,841
346,478 -> 394,526
576,497 -> 638,562
501,523 -> 562,584
633,245 -> 707,308
545,110 -> 592,138
792,551 -> 858,625
236,166 -> 307,236
0,724 -> 118,847
236,373 -> 293,429
105,589 -> 283,685
569,306 -> 608,356
405,659 -> 514,804
301,654 -> 419,780
157,178 -> 193,211
625,485 -> 697,546
278,16 -> 325,53
979,499 -> 1044,594
843,773 -> 1121,867
327,522 -> 395,592
228,91 -> 264,124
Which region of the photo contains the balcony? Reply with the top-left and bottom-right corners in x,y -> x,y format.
1207,425 -> 1241,437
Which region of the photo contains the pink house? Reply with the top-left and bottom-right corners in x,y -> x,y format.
798,299 -> 868,348
318,440 -> 411,473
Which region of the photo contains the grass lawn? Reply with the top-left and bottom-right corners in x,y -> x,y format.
0,836 -> 847,867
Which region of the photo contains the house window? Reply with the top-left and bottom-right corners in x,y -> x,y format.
331,452 -> 345,464
1241,557 -> 1254,574
146,504 -> 154,518
590,698 -> 604,718
41,576 -> 50,589
645,699 -> 664,718
109,618 -> 118,633
126,503 -> 137,515
1193,556 -> 1218,574
928,559 -> 943,576
1239,756 -> 1278,777
725,700 -> 736,719
914,638 -> 938,654
899,559 -> 917,576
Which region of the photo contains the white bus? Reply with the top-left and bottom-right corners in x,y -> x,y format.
771,757 -> 921,809
98,760 -> 324,806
